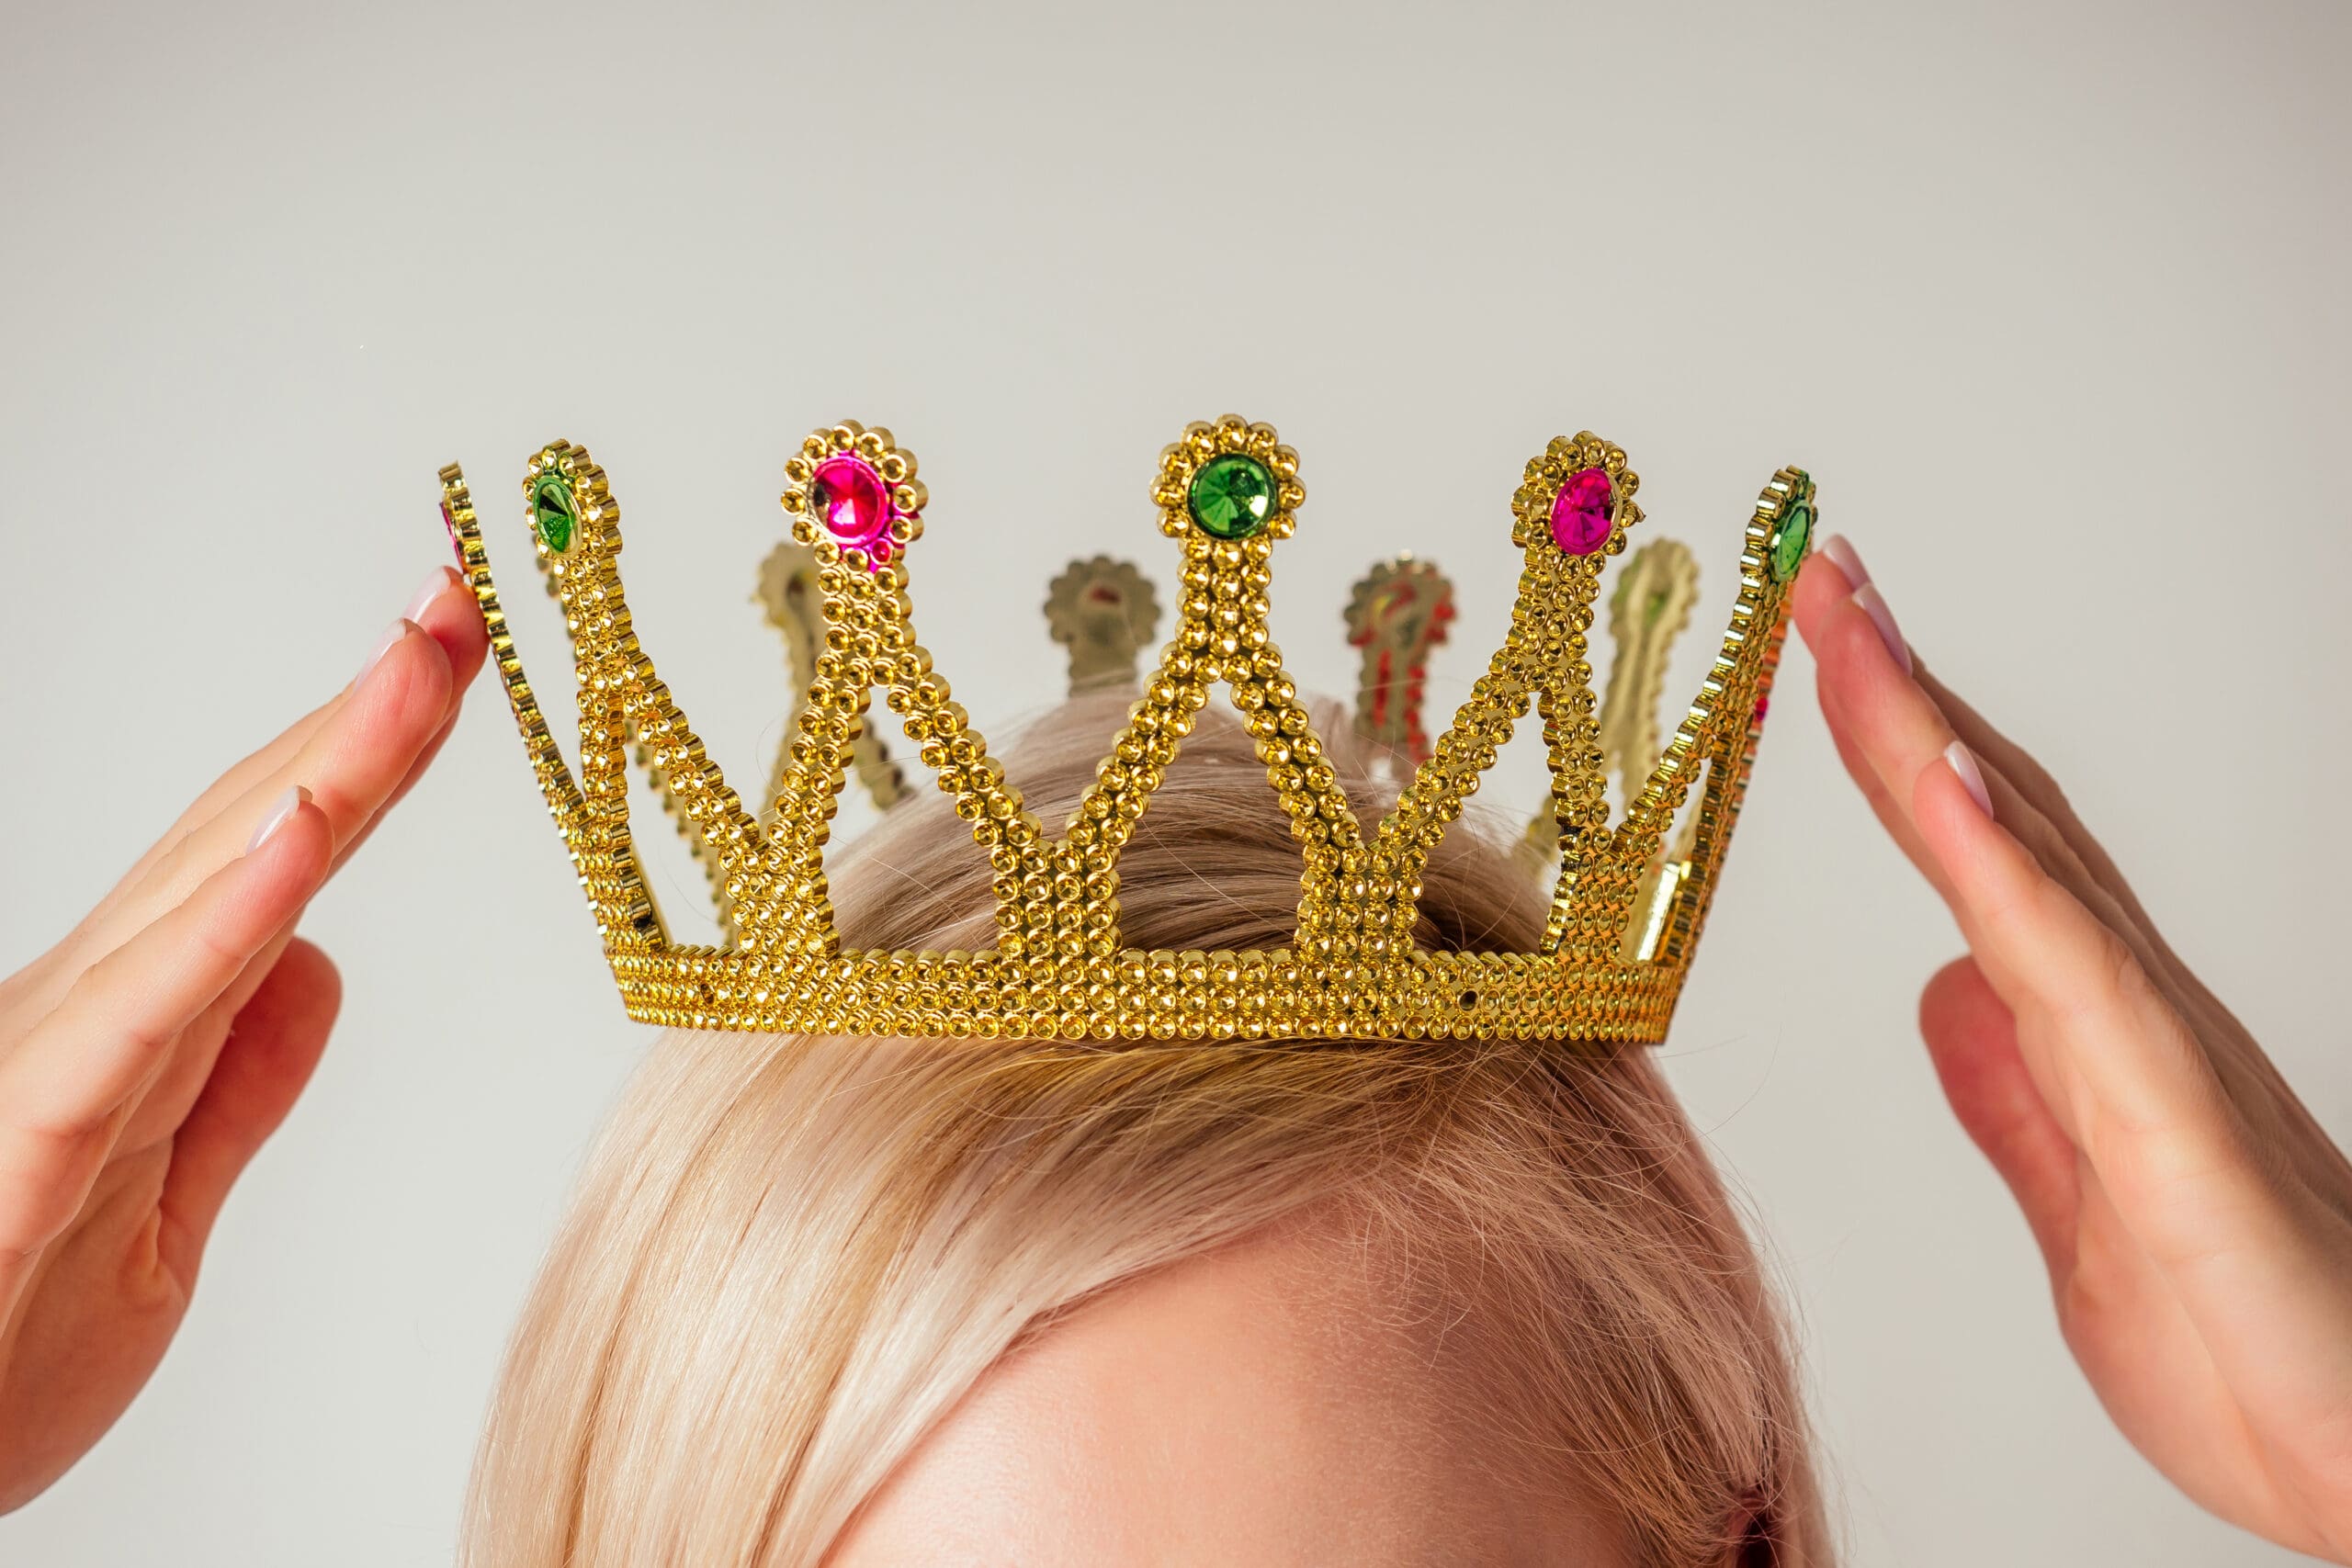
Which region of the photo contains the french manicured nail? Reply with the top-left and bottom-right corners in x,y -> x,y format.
1851,583 -> 1913,676
246,785 -> 312,854
1820,533 -> 1870,591
360,619 -> 414,681
403,565 -> 459,624
1944,741 -> 1995,820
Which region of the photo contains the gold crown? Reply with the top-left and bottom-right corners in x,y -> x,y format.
435,415 -> 1813,1042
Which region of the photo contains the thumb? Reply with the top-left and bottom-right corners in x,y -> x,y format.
154,938 -> 341,1284
1920,954 -> 2082,1274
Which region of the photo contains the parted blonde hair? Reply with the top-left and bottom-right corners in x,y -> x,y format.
462,693 -> 1829,1566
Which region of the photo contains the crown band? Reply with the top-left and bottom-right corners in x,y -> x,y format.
440,416 -> 1810,1043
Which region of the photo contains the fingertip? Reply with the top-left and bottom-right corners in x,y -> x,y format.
1816,533 -> 1869,591
1790,548 -> 1858,642
404,565 -> 491,688
356,616 -> 455,732
242,791 -> 334,898
1911,744 -> 1987,865
401,564 -> 460,624
1807,584 -> 1910,731
1943,740 -> 1995,819
243,784 -> 312,856
1914,741 -> 2001,852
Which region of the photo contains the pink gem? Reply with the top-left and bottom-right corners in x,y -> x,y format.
1548,467 -> 1616,556
1753,694 -> 1770,721
440,501 -> 464,568
809,454 -> 896,563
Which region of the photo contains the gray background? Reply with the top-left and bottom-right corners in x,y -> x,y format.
3,0 -> 2346,1562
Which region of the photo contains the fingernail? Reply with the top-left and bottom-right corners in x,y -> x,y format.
1852,582 -> 1914,676
1944,741 -> 1995,820
246,785 -> 311,854
1820,533 -> 1870,591
360,619 -> 413,681
403,565 -> 459,624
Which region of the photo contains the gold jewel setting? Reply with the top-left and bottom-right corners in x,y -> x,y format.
438,415 -> 1811,1043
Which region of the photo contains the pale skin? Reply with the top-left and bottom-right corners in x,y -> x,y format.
830,1216 -> 1627,1568
0,540 -> 2347,1561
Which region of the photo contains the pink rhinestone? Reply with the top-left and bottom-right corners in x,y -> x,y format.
1548,467 -> 1616,556
440,501 -> 464,568
808,455 -> 895,561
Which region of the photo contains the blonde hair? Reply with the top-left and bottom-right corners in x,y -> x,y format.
463,693 -> 1828,1566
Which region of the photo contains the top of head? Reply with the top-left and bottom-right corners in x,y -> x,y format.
435,414 -> 1814,1043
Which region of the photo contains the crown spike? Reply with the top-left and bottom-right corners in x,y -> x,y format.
1046,557 -> 1160,694
1597,540 -> 1702,810
763,423 -> 1046,964
1346,558 -> 1456,764
756,538 -> 910,832
1072,418 -> 1363,964
1374,432 -> 1634,958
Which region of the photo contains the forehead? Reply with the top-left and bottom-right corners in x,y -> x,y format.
826,1218 -> 1626,1567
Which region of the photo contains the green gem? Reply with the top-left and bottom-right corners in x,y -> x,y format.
532,471 -> 577,554
1187,453 -> 1276,539
1770,496 -> 1812,582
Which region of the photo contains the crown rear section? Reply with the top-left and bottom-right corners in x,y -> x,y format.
436,418 -> 1814,1043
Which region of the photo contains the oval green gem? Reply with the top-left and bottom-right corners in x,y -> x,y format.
1187,452 -> 1276,540
532,472 -> 578,554
1770,497 -> 1812,581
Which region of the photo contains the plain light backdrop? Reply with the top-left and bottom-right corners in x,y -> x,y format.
2,1 -> 2346,1562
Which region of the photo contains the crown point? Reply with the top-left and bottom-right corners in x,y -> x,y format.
1548,466 -> 1617,557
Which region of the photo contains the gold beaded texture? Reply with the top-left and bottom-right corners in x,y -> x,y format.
436,416 -> 1808,1043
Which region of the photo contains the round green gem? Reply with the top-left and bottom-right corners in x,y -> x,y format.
532,471 -> 578,554
1770,495 -> 1813,581
1187,452 -> 1276,539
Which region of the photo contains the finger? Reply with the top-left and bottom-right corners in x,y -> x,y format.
1799,551 -> 1944,896
1918,954 -> 2082,1272
1819,680 -> 1954,903
86,567 -> 484,938
77,700 -> 340,939
1797,541 -> 2176,989
99,620 -> 453,946
0,797 -> 330,1276
1804,538 -> 2158,944
316,565 -> 488,873
1912,668 -> 2159,926
155,938 -> 341,1282
327,707 -> 459,878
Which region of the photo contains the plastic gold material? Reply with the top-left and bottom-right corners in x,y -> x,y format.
439,415 -> 1811,1043
1045,557 -> 1162,694
1347,558 -> 1457,763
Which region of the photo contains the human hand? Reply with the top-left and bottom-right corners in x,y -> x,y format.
0,567 -> 487,1511
1795,537 -> 2352,1562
